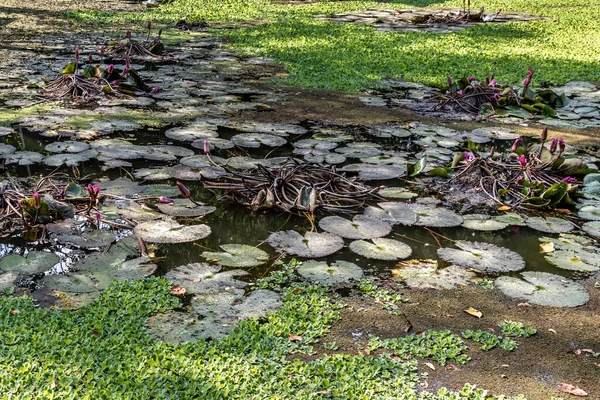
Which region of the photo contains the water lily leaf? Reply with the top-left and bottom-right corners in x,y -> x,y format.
232,133 -> 287,148
55,230 -> 116,249
363,202 -> 417,225
157,200 -> 216,217
0,144 -> 16,155
134,167 -> 171,181
544,250 -> 600,272
408,156 -> 428,177
0,272 -> 19,290
266,230 -> 342,258
97,178 -> 142,196
112,256 -> 158,280
582,221 -> 600,237
134,219 -> 211,244
297,260 -> 363,284
410,205 -> 464,227
318,215 -> 391,240
377,187 -> 418,199
495,272 -> 589,307
45,141 -> 90,153
147,312 -> 233,343
462,219 -> 508,231
437,241 -> 525,273
227,289 -> 282,319
43,150 -> 98,167
0,251 -> 59,275
202,244 -> 269,267
340,163 -> 406,180
578,205 -> 600,221
164,127 -> 218,142
42,274 -> 98,293
392,259 -> 476,290
428,167 -> 449,178
349,238 -> 412,261
1,151 -> 44,166
164,263 -> 248,295
493,213 -> 526,226
526,217 -> 575,233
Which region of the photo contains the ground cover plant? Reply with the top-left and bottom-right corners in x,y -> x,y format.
66,0 -> 600,91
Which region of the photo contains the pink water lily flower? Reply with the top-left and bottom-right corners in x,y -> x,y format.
158,196 -> 174,204
488,79 -> 497,87
522,77 -> 531,86
467,75 -> 475,83
493,93 -> 501,101
33,192 -> 41,210
561,176 -> 577,183
518,155 -> 527,168
457,90 -> 463,95
463,152 -> 476,163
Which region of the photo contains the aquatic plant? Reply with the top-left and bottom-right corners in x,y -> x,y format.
106,24 -> 165,58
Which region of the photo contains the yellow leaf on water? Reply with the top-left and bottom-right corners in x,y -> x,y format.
464,307 -> 483,318
497,206 -> 511,211
539,242 -> 555,253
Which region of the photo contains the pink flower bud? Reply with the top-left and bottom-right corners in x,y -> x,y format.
518,155 -> 527,168
88,52 -> 94,64
463,152 -> 475,163
121,67 -> 129,76
457,90 -> 463,95
92,184 -> 100,197
150,86 -> 162,94
516,176 -> 523,184
203,140 -> 210,154
148,20 -> 152,31
100,45 -> 105,55
511,138 -> 521,152
497,8 -> 502,13
95,212 -> 102,222
493,93 -> 501,101
33,192 -> 41,209
528,68 -> 534,78
125,56 -> 131,68
540,126 -> 548,141
488,79 -> 497,87
158,196 -> 174,204
126,30 -> 132,39
467,76 -> 475,83
561,176 -> 576,183
522,77 -> 531,86
558,138 -> 565,153
107,64 -> 114,75
549,138 -> 558,154
176,181 -> 191,198
447,76 -> 453,86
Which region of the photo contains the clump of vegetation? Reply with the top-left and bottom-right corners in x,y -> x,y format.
106,23 -> 165,58
368,330 -> 471,365
451,127 -> 593,209
498,320 -> 537,337
254,258 -> 299,291
438,68 -> 567,117
358,278 -> 407,315
462,320 -> 536,351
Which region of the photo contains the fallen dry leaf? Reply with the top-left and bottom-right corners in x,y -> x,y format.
50,380 -> 56,390
288,334 -> 303,342
446,314 -> 456,318
558,382 -> 588,397
498,206 -> 511,211
501,364 -> 510,368
594,363 -> 600,368
192,278 -> 201,283
464,307 -> 483,318
9,309 -> 21,315
420,381 -> 429,389
556,208 -> 572,215
424,362 -> 436,370
517,302 -> 532,307
170,285 -> 186,297
539,242 -> 555,253
445,364 -> 459,371
549,328 -> 558,335
364,348 -> 371,355
581,349 -> 594,354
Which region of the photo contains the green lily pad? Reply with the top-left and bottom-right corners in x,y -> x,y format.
134,219 -> 211,244
349,238 -> 412,261
392,259 -> 476,290
202,244 -> 269,267
164,263 -> 248,295
578,205 -> 600,221
157,200 -> 216,217
266,230 -> 344,258
493,213 -> 527,226
231,133 -> 287,148
363,202 -> 417,225
318,215 -> 391,240
42,274 -> 98,293
526,217 -> 575,233
437,241 -> 525,273
495,272 -> 589,307
410,205 -> 464,227
462,219 -> 508,231
544,250 -> 600,272
0,251 -> 59,275
45,141 -> 90,153
378,187 -> 418,199
582,221 -> 600,237
55,230 -> 116,249
340,163 -> 406,180
296,260 -> 363,284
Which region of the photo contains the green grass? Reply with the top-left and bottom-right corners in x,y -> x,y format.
66,0 -> 600,91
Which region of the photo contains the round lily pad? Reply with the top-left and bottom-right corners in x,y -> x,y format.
202,244 -> 269,267
134,167 -> 171,181
578,205 -> 600,221
378,187 -> 418,199
2,151 -> 44,166
437,241 -> 525,273
134,219 -> 211,244
45,141 -> 90,153
410,205 -> 464,227
493,213 -> 527,226
297,260 -> 363,284
495,272 -> 589,307
157,200 -> 216,217
42,274 -> 98,293
349,238 -> 412,261
340,163 -> 406,180
227,289 -> 282,318
318,215 -> 391,240
164,127 -> 218,142
544,250 -> 600,272
0,144 -> 16,155
363,202 -> 417,225
147,312 -> 232,343
266,230 -> 344,258
526,217 -> 575,233
462,219 -> 508,231
43,150 -> 98,167
192,138 -> 235,150
392,259 -> 476,290
55,230 -> 116,249
582,221 -> 600,237
0,272 -> 19,290
231,133 -> 287,148
164,263 -> 248,295
0,251 -> 59,275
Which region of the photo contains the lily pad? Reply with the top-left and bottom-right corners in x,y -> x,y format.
164,263 -> 248,295
266,230 -> 344,258
582,221 -> 600,237
544,250 -> 600,272
578,205 -> 600,221
462,218 -> 508,231
42,274 -> 98,293
202,244 -> 269,267
296,260 -> 363,284
526,217 -> 575,233
437,241 -> 525,273
392,259 -> 476,290
363,202 -> 417,225
134,167 -> 171,181
1,151 -> 44,166
134,219 -> 211,244
0,144 -> 16,155
231,133 -> 287,148
0,251 -> 59,275
495,272 -> 589,307
147,312 -> 232,343
227,289 -> 282,318
349,238 -> 412,261
45,141 -> 90,153
318,215 -> 391,240
340,163 -> 406,180
378,187 -> 418,199
164,127 -> 218,142
493,213 -> 527,226
55,230 -> 116,249
157,200 -> 216,217
410,205 -> 464,227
